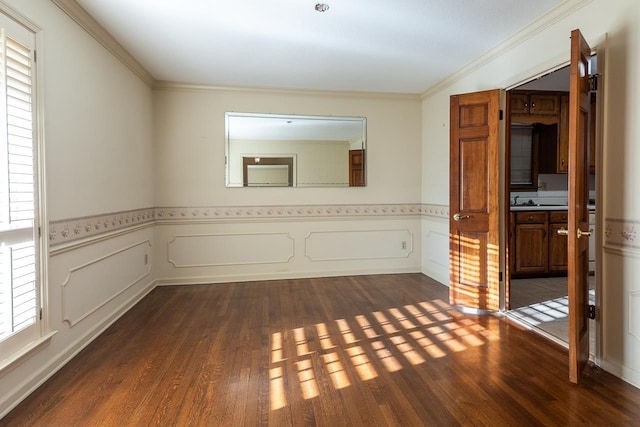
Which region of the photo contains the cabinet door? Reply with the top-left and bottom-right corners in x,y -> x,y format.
514,223 -> 548,273
530,94 -> 560,115
549,222 -> 569,271
510,93 -> 530,114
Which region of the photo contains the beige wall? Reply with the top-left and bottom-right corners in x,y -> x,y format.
153,86 -> 423,286
154,86 -> 421,206
420,0 -> 640,387
0,0 -> 156,417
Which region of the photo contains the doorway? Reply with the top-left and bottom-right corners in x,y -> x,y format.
504,56 -> 598,356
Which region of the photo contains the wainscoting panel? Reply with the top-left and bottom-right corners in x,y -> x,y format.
421,216 -> 449,286
61,241 -> 152,326
631,291 -> 640,344
167,233 -> 294,267
305,229 -> 412,261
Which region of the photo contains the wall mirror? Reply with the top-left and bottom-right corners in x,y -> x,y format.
225,112 -> 366,187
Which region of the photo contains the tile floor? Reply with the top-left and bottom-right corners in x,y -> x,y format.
509,276 -> 595,355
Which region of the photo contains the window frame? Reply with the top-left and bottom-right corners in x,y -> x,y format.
0,2 -> 48,371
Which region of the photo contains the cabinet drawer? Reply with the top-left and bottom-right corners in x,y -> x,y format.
515,212 -> 547,224
549,211 -> 568,223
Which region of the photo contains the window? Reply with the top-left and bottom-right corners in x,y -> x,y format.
0,11 -> 41,360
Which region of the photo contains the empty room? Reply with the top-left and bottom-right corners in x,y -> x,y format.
1,0 -> 640,425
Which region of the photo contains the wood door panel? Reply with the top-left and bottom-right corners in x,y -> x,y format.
457,232 -> 489,288
460,139 -> 488,212
450,89 -> 500,312
567,28 -> 591,383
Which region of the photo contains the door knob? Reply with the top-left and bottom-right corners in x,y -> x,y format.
577,228 -> 593,239
453,213 -> 470,221
557,227 -> 593,238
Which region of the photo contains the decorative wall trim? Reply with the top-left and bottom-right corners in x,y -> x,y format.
420,204 -> 450,219
49,203 -> 447,249
156,203 -> 434,222
61,241 -> 152,327
49,208 -> 155,247
50,0 -> 156,86
167,232 -> 295,267
604,217 -> 640,251
304,229 -> 413,262
630,291 -> 640,344
156,81 -> 421,100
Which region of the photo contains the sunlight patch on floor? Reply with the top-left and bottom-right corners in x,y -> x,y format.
269,298 -> 497,411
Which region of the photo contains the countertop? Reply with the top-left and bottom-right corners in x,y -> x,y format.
510,205 -> 596,211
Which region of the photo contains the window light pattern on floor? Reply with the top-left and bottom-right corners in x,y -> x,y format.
269,298 -> 499,411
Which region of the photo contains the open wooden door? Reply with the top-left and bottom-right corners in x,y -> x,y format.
449,90 -> 501,311
566,28 -> 592,383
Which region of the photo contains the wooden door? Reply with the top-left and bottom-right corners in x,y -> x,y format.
349,149 -> 365,186
567,28 -> 592,383
449,89 -> 501,311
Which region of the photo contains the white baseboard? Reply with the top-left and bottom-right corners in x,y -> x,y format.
156,266 -> 422,286
599,359 -> 640,390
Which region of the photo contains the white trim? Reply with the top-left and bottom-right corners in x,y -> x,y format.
156,80 -> 421,100
155,267 -> 422,287
0,331 -> 57,377
49,0 -> 155,87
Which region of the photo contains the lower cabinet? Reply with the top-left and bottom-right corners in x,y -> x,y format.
514,212 -> 548,274
548,211 -> 569,272
512,210 -> 568,276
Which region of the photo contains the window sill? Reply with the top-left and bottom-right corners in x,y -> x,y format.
0,331 -> 57,377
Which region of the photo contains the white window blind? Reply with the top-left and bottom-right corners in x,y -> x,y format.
0,21 -> 39,352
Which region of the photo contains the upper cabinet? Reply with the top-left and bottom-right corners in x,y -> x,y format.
511,92 -> 560,116
510,91 -> 562,126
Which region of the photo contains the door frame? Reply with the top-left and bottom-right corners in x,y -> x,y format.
501,35 -> 606,366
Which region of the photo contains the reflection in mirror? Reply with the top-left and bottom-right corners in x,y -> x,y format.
225,112 -> 366,187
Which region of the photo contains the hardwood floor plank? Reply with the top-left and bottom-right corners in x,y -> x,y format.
4,274 -> 640,426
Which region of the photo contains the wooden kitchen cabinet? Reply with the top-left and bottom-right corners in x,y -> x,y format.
548,211 -> 569,271
512,210 -> 569,276
510,91 -> 561,124
514,212 -> 548,274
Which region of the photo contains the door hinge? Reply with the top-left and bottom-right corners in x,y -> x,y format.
499,109 -> 504,120
588,304 -> 596,320
588,74 -> 599,92
39,308 -> 43,320
33,50 -> 37,62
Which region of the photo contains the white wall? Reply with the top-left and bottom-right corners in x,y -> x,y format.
420,0 -> 640,387
0,0 -> 156,417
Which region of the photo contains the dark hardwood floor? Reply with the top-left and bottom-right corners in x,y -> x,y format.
4,273 -> 640,426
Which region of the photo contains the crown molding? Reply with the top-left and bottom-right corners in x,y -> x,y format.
420,0 -> 593,99
155,81 -> 421,101
50,0 -> 156,87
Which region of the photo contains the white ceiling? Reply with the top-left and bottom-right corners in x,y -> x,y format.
75,0 -> 565,94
